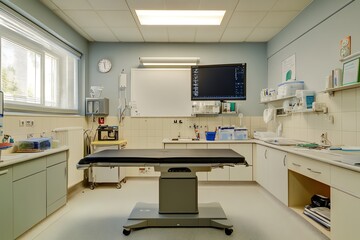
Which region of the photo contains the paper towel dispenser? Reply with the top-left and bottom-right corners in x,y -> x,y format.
86,98 -> 109,116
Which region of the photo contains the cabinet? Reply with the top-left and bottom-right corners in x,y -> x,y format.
13,157 -> 47,238
331,188 -> 360,240
255,145 -> 268,188
186,143 -> 208,181
331,166 -> 360,240
163,142 -> 253,181
207,144 -> 230,181
0,167 -> 13,240
229,144 -> 253,181
268,148 -> 288,205
47,152 -> 67,215
287,153 -> 330,238
255,145 -> 288,205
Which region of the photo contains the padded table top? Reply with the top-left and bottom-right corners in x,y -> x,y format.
78,149 -> 246,165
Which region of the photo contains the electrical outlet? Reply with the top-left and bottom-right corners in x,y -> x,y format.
26,120 -> 34,127
320,132 -> 328,145
19,120 -> 25,127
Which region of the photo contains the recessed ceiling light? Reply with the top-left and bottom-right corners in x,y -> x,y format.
135,10 -> 226,26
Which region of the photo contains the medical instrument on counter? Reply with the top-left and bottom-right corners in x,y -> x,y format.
97,125 -> 119,141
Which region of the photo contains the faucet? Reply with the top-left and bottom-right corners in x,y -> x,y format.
193,124 -> 200,139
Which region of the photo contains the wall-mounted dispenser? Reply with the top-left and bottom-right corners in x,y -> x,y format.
85,98 -> 109,116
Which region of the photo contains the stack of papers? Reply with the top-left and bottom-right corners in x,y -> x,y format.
303,205 -> 331,230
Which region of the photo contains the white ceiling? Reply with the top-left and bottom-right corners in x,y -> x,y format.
40,0 -> 312,43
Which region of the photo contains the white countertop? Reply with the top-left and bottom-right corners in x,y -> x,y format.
0,146 -> 69,168
163,138 -> 360,172
162,138 -> 255,144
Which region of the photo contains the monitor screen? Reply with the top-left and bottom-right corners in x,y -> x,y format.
191,63 -> 246,101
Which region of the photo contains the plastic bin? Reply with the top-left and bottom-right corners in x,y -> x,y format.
205,132 -> 216,141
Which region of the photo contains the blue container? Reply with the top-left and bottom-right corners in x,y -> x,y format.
206,131 -> 216,141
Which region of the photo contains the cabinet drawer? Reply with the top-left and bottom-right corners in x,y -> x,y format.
230,144 -> 253,165
47,151 -> 67,167
288,154 -> 330,185
164,144 -> 186,149
13,157 -> 46,181
331,166 -> 360,198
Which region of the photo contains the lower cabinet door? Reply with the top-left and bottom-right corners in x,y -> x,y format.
0,167 -> 13,240
47,162 -> 67,215
13,171 -> 46,238
331,187 -> 360,240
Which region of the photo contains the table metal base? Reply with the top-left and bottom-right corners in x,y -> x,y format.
123,202 -> 233,236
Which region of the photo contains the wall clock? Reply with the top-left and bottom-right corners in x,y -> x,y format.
98,58 -> 112,73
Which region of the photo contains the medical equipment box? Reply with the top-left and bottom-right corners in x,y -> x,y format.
234,128 -> 248,140
85,98 -> 109,116
219,127 -> 234,140
97,125 -> 119,141
277,80 -> 304,98
16,137 -> 52,152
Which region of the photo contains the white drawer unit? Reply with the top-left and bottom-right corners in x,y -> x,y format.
287,153 -> 330,185
163,141 -> 253,181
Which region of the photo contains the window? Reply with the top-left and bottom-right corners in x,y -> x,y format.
0,7 -> 80,113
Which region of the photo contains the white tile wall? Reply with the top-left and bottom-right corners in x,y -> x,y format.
116,115 -> 266,149
271,88 -> 360,146
3,115 -> 87,153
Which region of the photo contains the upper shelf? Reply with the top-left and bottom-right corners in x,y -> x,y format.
260,95 -> 295,104
340,51 -> 360,63
323,82 -> 360,95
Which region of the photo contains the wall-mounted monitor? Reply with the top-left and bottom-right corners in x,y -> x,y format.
191,63 -> 246,101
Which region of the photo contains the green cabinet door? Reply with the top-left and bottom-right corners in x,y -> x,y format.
47,161 -> 67,215
0,167 -> 13,240
13,171 -> 46,238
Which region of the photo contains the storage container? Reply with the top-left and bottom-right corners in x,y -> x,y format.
16,138 -> 52,152
277,80 -> 304,98
205,131 -> 216,141
234,128 -> 248,140
219,127 -> 234,140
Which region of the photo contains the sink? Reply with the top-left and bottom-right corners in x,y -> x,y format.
171,138 -> 199,142
264,138 -> 306,146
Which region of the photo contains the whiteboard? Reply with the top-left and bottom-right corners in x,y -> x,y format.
130,68 -> 192,117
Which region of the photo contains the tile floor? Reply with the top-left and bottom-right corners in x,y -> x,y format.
19,178 -> 329,240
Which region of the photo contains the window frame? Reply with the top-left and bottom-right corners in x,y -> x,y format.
0,9 -> 80,115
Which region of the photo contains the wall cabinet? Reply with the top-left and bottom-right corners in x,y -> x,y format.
13,157 -> 47,239
255,145 -> 288,205
0,167 -> 13,240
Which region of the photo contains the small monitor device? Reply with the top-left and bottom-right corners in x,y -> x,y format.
191,63 -> 246,101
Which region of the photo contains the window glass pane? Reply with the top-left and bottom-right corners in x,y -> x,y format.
0,8 -> 80,113
44,54 -> 58,107
1,38 -> 41,104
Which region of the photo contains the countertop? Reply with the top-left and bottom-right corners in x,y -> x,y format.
0,146 -> 69,168
91,139 -> 127,146
163,138 -> 360,173
162,138 -> 255,144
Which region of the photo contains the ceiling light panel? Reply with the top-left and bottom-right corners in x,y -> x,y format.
136,10 -> 226,25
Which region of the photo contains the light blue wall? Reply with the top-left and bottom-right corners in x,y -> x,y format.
1,0 -> 89,114
267,0 -> 357,91
89,42 -> 267,116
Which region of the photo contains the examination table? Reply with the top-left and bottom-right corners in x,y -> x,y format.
77,149 -> 246,236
